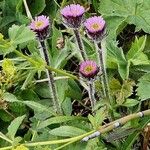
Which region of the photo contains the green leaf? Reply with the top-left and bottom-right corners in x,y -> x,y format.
29,0 -> 46,16
110,79 -> 135,105
7,115 -> 26,140
0,33 -> 15,55
127,36 -> 147,60
62,97 -> 72,115
66,80 -> 82,100
3,92 -> 19,103
106,41 -> 128,79
49,126 -> 86,137
122,99 -> 139,107
127,36 -> 149,65
38,116 -> 85,129
99,0 -> 150,36
137,73 -> 150,100
9,25 -> 35,45
3,93 -> 56,116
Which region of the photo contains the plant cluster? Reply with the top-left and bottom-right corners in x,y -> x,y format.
0,0 -> 150,150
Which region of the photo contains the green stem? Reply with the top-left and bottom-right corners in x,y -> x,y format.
0,146 -> 12,150
23,130 -> 95,147
14,50 -> 78,80
23,0 -> 32,19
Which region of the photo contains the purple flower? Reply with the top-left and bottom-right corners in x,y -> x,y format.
29,15 -> 50,40
84,16 -> 106,41
79,60 -> 99,78
61,4 -> 85,28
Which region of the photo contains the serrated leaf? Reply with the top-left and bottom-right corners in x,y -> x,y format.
49,126 -> 86,137
9,25 -> 35,45
99,0 -> 150,36
127,36 -> 149,65
137,73 -> 150,100
110,79 -> 135,105
7,115 -> 26,140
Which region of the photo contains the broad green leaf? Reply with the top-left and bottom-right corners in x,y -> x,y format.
9,25 -> 35,45
7,115 -> 26,140
3,92 -> 19,103
106,41 -> 128,79
127,36 -> 147,60
29,0 -> 46,16
99,0 -> 150,36
137,73 -> 150,100
38,116 -> 85,129
122,99 -> 139,107
66,80 -> 82,100
49,126 -> 86,137
3,93 -> 56,115
62,97 -> 72,115
127,36 -> 149,65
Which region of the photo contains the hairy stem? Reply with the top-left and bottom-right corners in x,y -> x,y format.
94,40 -> 111,101
40,40 -> 62,114
73,29 -> 87,61
94,41 -> 106,97
88,79 -> 96,111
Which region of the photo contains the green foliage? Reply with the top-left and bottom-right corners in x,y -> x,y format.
7,115 -> 25,140
9,25 -> 35,46
0,33 -> 14,55
0,0 -> 150,149
137,73 -> 150,100
110,78 -> 135,104
49,126 -> 86,137
99,0 -> 150,38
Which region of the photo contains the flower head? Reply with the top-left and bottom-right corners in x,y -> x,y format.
29,15 -> 50,40
79,60 -> 99,78
61,4 -> 85,28
84,16 -> 106,41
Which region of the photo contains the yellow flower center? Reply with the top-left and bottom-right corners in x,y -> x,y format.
91,23 -> 101,30
84,65 -> 93,73
35,21 -> 44,28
